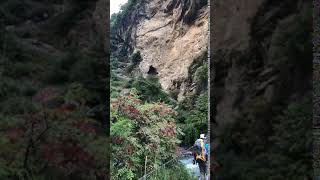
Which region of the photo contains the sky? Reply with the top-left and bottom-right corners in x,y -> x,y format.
110,0 -> 128,17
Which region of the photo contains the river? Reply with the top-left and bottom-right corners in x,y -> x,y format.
179,156 -> 200,179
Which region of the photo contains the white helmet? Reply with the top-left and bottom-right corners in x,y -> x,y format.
200,134 -> 205,139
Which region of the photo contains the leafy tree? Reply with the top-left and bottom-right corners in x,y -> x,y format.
178,92 -> 208,146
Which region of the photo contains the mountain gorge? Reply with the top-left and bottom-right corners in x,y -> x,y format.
110,0 -> 209,179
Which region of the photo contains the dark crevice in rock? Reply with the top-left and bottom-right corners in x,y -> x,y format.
147,65 -> 158,75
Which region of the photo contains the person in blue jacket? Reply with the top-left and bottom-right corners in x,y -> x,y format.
205,142 -> 209,161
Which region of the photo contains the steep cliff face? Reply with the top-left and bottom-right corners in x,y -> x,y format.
212,0 -> 312,130
211,0 -> 312,178
113,0 -> 209,100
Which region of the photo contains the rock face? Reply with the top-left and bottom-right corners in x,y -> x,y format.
210,0 -> 312,177
212,0 -> 312,136
213,0 -> 264,50
135,0 -> 208,92
114,0 -> 209,97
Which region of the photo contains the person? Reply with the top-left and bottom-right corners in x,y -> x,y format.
205,142 -> 209,161
193,134 -> 207,180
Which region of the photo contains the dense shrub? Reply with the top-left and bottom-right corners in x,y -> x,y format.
131,51 -> 142,65
0,107 -> 108,179
214,96 -> 312,180
129,76 -> 174,104
177,92 -> 208,146
64,83 -> 90,106
193,63 -> 208,92
149,164 -> 196,180
125,63 -> 136,73
111,90 -> 181,179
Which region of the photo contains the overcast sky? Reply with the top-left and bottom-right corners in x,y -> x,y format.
110,0 -> 128,17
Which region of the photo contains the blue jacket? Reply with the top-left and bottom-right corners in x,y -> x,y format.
205,143 -> 209,155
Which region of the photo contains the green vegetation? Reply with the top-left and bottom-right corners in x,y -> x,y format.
176,51 -> 209,147
110,52 -> 208,179
0,0 -> 108,179
110,70 -> 201,179
0,55 -> 108,179
131,51 -> 142,65
149,164 -> 196,180
125,51 -> 142,73
111,90 -> 182,179
110,0 -> 138,28
110,1 -> 209,179
177,92 -> 208,146
214,96 -> 312,180
126,76 -> 175,104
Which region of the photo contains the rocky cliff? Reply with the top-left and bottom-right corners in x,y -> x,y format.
211,0 -> 312,178
212,0 -> 312,132
112,0 -> 209,100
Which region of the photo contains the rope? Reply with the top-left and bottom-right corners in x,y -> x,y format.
138,146 -> 195,180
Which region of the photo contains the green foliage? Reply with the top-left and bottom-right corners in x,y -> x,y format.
270,5 -> 312,73
178,92 -> 208,146
128,76 -> 174,104
0,1 -> 108,179
110,0 -> 138,29
149,163 -> 196,180
193,63 -> 208,92
124,51 -> 143,73
110,56 -> 119,69
125,63 -> 136,73
0,107 -> 108,179
214,5 -> 313,179
64,83 -> 90,106
131,51 -> 142,65
111,90 -> 181,179
214,96 -> 312,180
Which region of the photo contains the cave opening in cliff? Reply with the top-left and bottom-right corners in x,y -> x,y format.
147,65 -> 158,75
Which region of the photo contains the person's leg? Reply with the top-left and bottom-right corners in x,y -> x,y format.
198,160 -> 206,180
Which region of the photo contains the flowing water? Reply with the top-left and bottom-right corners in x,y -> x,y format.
179,156 -> 200,179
